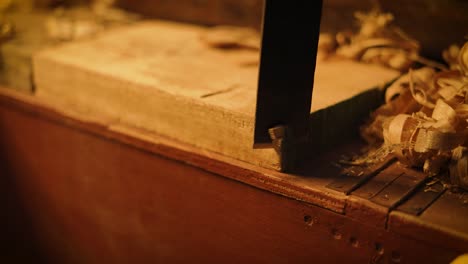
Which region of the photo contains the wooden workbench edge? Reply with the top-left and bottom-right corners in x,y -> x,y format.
388,211 -> 468,253
0,88 -> 346,213
2,88 -> 468,254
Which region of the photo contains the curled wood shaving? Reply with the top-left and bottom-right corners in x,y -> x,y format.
443,45 -> 461,71
320,10 -> 448,72
409,69 -> 436,109
361,41 -> 468,188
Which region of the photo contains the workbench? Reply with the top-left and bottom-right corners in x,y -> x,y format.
0,88 -> 466,263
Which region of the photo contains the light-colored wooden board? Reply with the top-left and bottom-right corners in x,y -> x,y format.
0,9 -> 138,92
33,20 -> 400,170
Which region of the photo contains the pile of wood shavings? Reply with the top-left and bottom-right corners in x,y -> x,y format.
319,10 -> 448,72
360,42 -> 468,189
201,10 -> 430,73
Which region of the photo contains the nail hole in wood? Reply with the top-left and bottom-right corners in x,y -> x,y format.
391,251 -> 401,263
332,229 -> 342,240
349,237 -> 359,248
375,242 -> 384,254
303,215 -> 312,225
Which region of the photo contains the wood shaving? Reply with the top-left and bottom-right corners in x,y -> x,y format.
319,10 -> 450,72
200,10 -> 435,72
45,1 -> 139,42
443,45 -> 461,71
361,41 -> 468,189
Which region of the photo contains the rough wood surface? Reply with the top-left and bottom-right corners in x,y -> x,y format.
33,20 -> 399,170
0,88 -> 466,263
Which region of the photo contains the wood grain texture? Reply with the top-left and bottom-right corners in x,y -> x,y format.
0,89 -> 465,264
33,20 -> 399,170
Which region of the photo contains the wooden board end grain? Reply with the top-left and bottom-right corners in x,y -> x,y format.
33,20 -> 400,170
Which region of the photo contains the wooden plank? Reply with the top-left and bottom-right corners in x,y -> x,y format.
351,162 -> 404,200
389,189 -> 468,254
419,191 -> 468,241
326,157 -> 396,194
33,20 -> 400,171
396,180 -> 446,215
370,167 -> 427,209
389,210 -> 468,255
339,163 -> 445,227
345,196 -> 388,228
0,88 -> 465,263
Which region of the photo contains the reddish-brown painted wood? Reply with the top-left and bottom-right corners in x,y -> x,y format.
327,157 -> 396,195
352,163 -> 404,200
0,90 -> 466,263
370,169 -> 426,209
0,89 -> 351,214
396,181 -> 445,216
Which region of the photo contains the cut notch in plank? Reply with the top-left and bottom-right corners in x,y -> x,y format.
33,20 -> 400,170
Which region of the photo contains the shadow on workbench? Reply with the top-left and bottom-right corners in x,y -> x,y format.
0,141 -> 47,263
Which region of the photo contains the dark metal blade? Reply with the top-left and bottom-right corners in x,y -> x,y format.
253,0 -> 323,148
